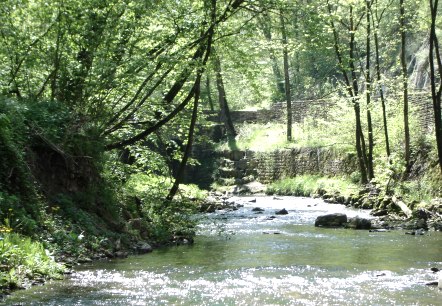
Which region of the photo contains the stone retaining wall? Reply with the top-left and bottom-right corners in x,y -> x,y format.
216,148 -> 357,185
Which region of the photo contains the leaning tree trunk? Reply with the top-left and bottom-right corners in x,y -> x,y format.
213,48 -> 237,137
166,79 -> 202,201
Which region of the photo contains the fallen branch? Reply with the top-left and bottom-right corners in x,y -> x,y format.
392,196 -> 412,218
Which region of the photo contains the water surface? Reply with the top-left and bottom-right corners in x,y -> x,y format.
4,197 -> 442,305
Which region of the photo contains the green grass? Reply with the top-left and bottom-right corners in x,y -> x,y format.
216,121 -> 354,152
266,175 -> 360,198
0,232 -> 65,290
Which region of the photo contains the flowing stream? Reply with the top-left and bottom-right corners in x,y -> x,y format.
3,196 -> 442,305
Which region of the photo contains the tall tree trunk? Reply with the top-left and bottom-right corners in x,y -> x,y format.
327,1 -> 368,184
400,0 -> 411,173
213,48 -> 237,137
166,0 -> 217,201
205,73 -> 215,111
373,22 -> 391,157
280,10 -> 292,142
429,0 -> 442,173
257,1 -> 285,99
349,5 -> 369,184
366,0 -> 375,180
166,78 -> 202,201
370,0 -> 391,158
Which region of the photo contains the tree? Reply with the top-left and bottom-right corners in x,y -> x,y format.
370,0 -> 393,158
429,0 -> 442,172
213,47 -> 237,137
400,0 -> 411,173
257,3 -> 285,100
280,9 -> 292,142
326,0 -> 369,184
365,0 -> 375,179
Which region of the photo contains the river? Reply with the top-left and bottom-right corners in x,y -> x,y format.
3,196 -> 442,305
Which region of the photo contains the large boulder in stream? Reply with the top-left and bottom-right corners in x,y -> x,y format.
345,216 -> 372,229
315,213 -> 347,228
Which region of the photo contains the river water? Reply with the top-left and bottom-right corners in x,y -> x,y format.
3,196 -> 442,305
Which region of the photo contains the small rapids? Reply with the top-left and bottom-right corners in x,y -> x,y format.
4,196 -> 442,305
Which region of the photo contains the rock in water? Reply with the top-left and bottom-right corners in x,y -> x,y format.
314,213 -> 347,227
252,207 -> 265,212
346,216 -> 372,230
275,208 -> 289,215
136,242 -> 153,254
430,267 -> 440,273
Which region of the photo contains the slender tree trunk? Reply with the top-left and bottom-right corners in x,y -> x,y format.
370,0 -> 391,158
257,1 -> 285,99
327,1 -> 368,184
366,0 -> 375,180
429,0 -> 442,172
166,0 -> 217,201
280,10 -> 292,142
166,79 -> 202,201
213,48 -> 237,137
400,0 -> 411,172
349,5 -> 369,183
52,10 -> 62,101
373,25 -> 391,157
205,73 -> 215,111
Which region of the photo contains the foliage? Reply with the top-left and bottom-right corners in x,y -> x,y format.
0,232 -> 64,290
123,173 -> 206,244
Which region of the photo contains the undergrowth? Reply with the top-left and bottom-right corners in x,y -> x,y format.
0,232 -> 65,291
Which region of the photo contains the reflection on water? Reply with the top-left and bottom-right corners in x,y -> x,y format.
3,196 -> 442,305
